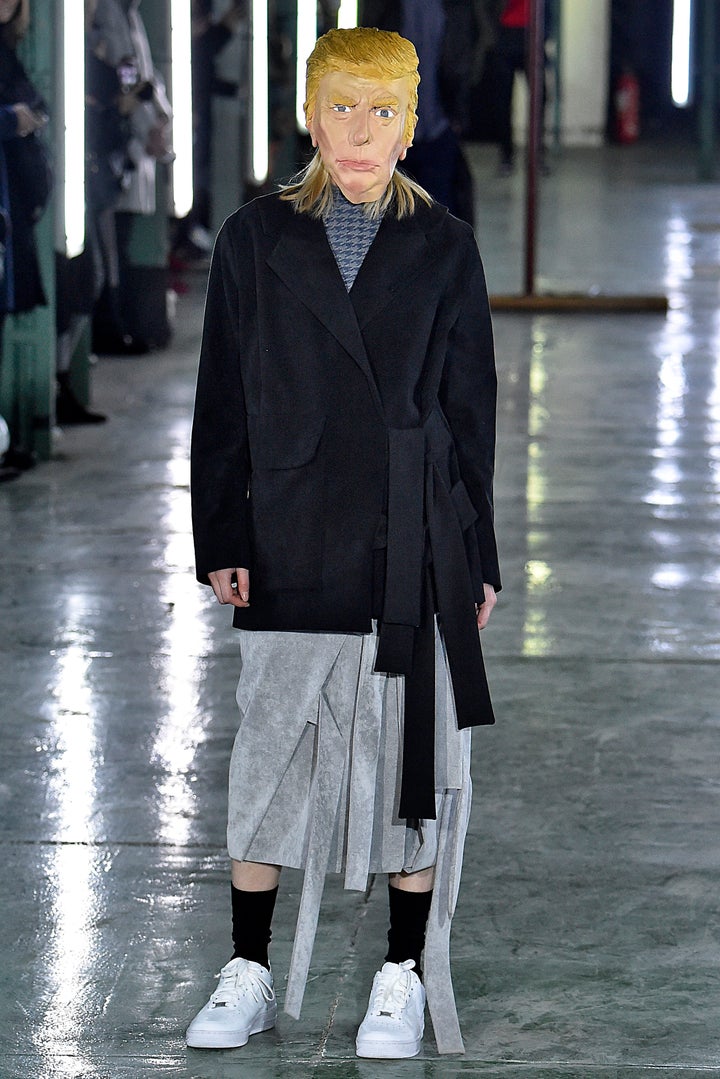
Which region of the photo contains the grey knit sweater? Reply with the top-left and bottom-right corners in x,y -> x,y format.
323,188 -> 384,290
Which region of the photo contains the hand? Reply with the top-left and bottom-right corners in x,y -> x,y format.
12,103 -> 45,137
208,567 -> 250,608
475,583 -> 497,630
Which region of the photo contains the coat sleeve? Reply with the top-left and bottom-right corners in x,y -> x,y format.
438,242 -> 501,593
190,217 -> 253,584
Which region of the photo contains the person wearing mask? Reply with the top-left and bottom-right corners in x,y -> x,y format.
187,26 -> 500,1060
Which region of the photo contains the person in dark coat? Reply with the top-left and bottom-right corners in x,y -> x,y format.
0,0 -> 49,477
359,0 -> 480,224
187,27 -> 500,1060
491,0 -> 549,175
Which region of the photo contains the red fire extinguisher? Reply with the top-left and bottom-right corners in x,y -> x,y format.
614,70 -> 640,144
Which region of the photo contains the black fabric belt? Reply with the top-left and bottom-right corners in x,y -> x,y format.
374,425 -> 495,820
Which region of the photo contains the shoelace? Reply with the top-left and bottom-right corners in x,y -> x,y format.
370,961 -> 414,1018
210,960 -> 273,1008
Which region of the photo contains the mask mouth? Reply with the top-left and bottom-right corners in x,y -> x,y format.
337,159 -> 378,171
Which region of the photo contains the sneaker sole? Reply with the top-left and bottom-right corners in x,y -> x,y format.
355,1037 -> 422,1059
186,1004 -> 277,1049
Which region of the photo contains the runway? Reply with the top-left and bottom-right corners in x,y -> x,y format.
1,140 -> 719,1077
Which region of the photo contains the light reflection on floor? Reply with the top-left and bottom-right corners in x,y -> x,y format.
152,433 -> 213,848
43,613 -> 103,1071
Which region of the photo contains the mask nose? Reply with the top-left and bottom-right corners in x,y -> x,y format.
349,111 -> 370,147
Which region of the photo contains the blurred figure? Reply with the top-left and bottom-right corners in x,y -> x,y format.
492,0 -> 548,175
359,0 -> 479,225
88,0 -> 172,353
53,0 -> 112,426
172,0 -> 245,262
90,0 -> 173,214
0,0 -> 51,477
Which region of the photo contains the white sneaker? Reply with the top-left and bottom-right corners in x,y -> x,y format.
186,957 -> 277,1049
355,959 -> 426,1059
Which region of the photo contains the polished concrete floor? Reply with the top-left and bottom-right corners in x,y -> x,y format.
2,141 -> 720,1078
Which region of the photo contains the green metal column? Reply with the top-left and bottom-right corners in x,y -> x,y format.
0,4 -> 57,460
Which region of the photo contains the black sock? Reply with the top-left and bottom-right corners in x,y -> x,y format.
385,883 -> 433,980
230,883 -> 278,969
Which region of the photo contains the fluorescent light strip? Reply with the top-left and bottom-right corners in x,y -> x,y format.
337,1 -> 358,29
296,0 -> 317,130
252,0 -> 269,182
671,0 -> 693,107
171,0 -> 194,217
63,0 -> 85,257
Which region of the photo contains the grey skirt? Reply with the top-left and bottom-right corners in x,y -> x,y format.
227,623 -> 472,1054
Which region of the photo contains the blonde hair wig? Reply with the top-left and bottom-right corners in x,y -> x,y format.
305,27 -> 420,144
282,26 -> 431,220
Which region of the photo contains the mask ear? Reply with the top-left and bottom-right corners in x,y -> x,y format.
306,115 -> 317,148
398,141 -> 412,161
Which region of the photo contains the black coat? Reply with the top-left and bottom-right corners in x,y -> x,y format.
191,192 -> 500,815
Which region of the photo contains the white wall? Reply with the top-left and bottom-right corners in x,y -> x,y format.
513,0 -> 611,147
559,0 -> 611,145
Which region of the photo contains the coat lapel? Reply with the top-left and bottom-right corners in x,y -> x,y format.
265,215 -> 378,383
264,201 -> 442,415
349,211 -> 437,328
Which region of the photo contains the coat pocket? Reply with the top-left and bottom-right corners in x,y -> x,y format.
250,415 -> 326,591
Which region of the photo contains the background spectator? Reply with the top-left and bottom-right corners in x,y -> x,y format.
359,0 -> 480,225
171,0 -> 244,262
0,0 -> 51,478
88,0 -> 172,353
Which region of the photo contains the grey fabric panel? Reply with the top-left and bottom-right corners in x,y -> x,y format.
285,685 -> 353,1017
342,634 -> 386,888
425,730 -> 473,1054
224,623 -> 473,1034
241,722 -> 316,867
228,630 -> 347,863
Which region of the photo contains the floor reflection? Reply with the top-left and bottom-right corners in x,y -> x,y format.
42,611 -> 103,1072
523,331 -> 555,657
152,429 -> 212,848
